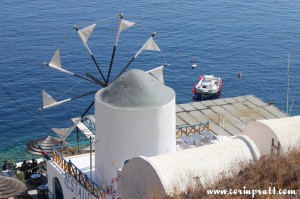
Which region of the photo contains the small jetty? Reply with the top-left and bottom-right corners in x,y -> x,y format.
73,95 -> 287,139
176,95 -> 287,136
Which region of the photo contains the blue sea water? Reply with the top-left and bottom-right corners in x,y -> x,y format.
1,0 -> 300,163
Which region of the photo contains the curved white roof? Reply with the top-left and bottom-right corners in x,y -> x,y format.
243,116 -> 300,155
117,136 -> 260,198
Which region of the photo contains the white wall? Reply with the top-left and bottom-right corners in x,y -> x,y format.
243,116 -> 300,155
47,161 -> 97,199
95,92 -> 176,184
117,136 -> 260,199
243,121 -> 279,155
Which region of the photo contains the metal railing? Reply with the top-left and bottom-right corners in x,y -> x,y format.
52,142 -> 106,199
176,121 -> 210,138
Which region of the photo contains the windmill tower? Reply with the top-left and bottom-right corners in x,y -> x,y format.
40,14 -> 175,184
95,69 -> 175,183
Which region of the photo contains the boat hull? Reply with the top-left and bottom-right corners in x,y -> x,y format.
194,89 -> 221,96
193,90 -> 221,101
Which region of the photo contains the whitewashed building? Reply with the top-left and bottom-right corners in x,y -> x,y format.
46,69 -> 300,199
243,116 -> 300,155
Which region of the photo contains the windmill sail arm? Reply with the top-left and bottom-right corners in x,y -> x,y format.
52,124 -> 76,140
74,24 -> 95,55
147,65 -> 164,73
41,88 -> 99,110
112,35 -> 161,82
147,65 -> 165,83
46,63 -> 74,75
106,14 -> 124,83
43,98 -> 72,109
78,35 -> 93,55
42,89 -> 56,106
135,35 -> 160,58
72,90 -> 98,100
44,90 -> 97,109
44,49 -> 77,76
134,47 -> 143,59
80,100 -> 95,119
134,39 -> 149,58
113,57 -> 135,81
107,15 -> 136,83
82,40 -> 93,55
113,14 -> 135,46
85,73 -> 106,87
114,14 -> 123,46
45,62 -> 99,84
74,25 -> 107,84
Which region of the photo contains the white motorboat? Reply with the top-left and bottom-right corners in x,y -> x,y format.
192,74 -> 222,97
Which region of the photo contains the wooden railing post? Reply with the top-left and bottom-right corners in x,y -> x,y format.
52,150 -> 55,161
68,160 -> 72,175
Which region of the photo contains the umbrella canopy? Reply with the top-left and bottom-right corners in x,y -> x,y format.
0,176 -> 27,198
26,136 -> 66,155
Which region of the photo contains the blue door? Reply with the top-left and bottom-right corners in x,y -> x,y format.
54,177 -> 64,199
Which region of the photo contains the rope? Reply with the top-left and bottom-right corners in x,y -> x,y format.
56,79 -> 84,100
0,82 -> 53,130
0,82 -> 89,145
135,24 -> 154,34
54,14 -> 119,50
130,23 -> 170,66
86,14 -> 119,28
159,48 -> 168,66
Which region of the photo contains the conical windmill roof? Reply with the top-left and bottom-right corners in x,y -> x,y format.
0,176 -> 27,198
26,136 -> 66,155
98,69 -> 175,108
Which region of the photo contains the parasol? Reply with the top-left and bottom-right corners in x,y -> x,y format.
0,176 -> 27,199
26,136 -> 66,155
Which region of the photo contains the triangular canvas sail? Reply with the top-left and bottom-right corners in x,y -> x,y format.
78,24 -> 96,43
49,49 -> 61,68
52,124 -> 76,140
147,66 -> 164,83
42,89 -> 57,107
143,37 -> 161,51
120,20 -> 135,32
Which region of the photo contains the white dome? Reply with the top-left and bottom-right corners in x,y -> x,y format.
98,69 -> 175,108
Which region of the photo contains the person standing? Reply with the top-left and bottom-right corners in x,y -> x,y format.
2,161 -> 8,171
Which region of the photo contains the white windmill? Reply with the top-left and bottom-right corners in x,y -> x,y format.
40,13 -> 169,142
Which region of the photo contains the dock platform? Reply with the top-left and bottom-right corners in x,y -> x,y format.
73,95 -> 287,138
177,95 -> 287,136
